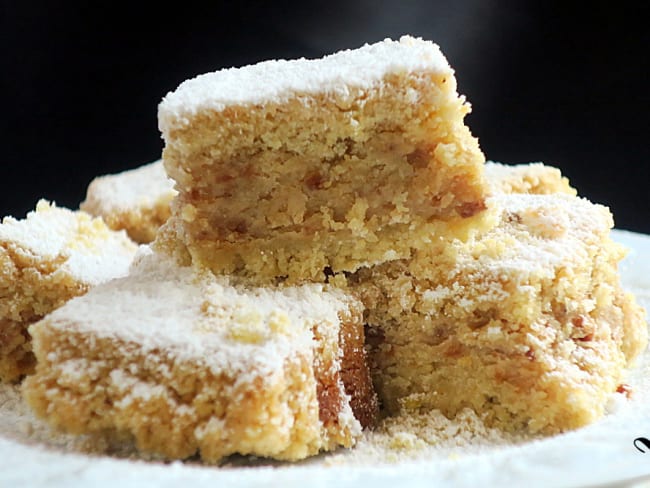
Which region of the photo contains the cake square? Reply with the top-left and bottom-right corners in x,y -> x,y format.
157,36 -> 489,283
344,193 -> 647,433
22,251 -> 377,462
80,160 -> 176,244
0,201 -> 137,382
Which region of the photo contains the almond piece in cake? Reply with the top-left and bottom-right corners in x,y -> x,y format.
344,193 -> 647,434
156,35 -> 489,283
485,161 -> 576,195
22,251 -> 377,462
80,160 -> 176,244
0,201 -> 137,382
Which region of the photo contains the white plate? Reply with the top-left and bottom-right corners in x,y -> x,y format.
2,229 -> 650,488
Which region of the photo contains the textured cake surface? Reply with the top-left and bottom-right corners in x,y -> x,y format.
157,36 -> 489,283
344,193 -> 647,433
485,161 -> 576,196
0,201 -> 137,382
80,160 -> 176,244
22,251 -> 377,462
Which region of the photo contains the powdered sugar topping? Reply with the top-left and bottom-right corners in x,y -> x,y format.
158,36 -> 451,134
463,193 -> 614,277
38,252 -> 355,377
81,160 -> 176,212
0,200 -> 137,284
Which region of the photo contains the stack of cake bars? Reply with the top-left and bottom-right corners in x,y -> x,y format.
4,36 -> 645,462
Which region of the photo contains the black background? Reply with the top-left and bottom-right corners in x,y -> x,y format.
3,1 -> 649,232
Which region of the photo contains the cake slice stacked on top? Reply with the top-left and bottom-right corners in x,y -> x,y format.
156,35 -> 490,284
0,200 -> 137,382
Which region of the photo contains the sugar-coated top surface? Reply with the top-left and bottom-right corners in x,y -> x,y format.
484,161 -> 575,193
158,36 -> 451,133
456,193 -> 615,278
485,161 -> 552,178
0,200 -> 137,284
409,193 -> 620,318
81,160 -> 176,212
39,251 -> 355,376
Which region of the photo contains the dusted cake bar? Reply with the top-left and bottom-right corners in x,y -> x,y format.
80,160 -> 176,244
157,36 -> 489,283
344,193 -> 647,433
485,161 -> 576,196
0,201 -> 137,382
23,252 -> 377,462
